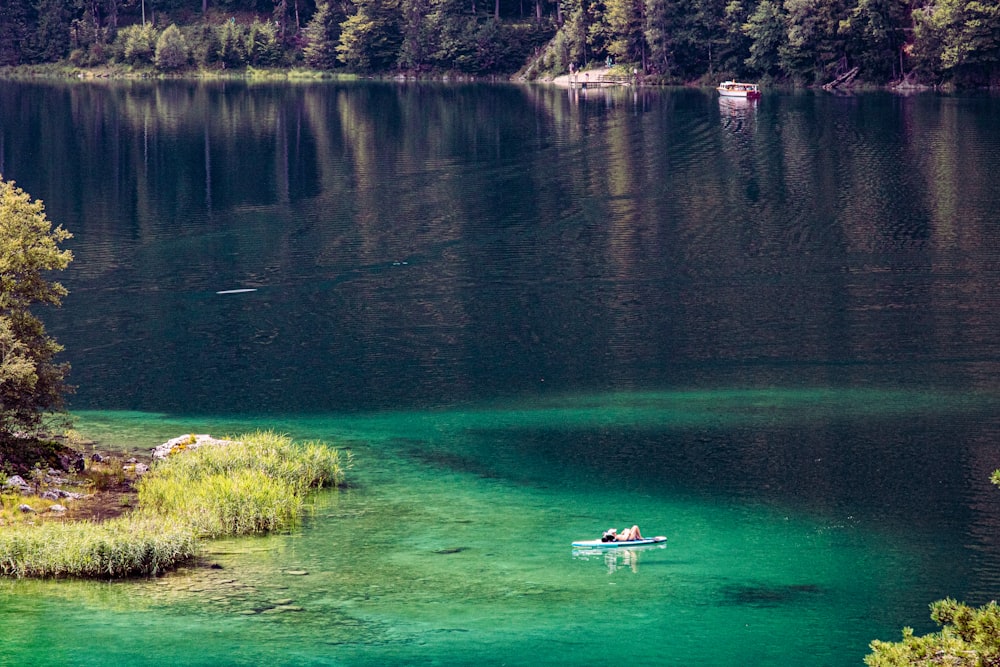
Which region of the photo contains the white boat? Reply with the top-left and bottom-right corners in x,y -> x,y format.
717,80 -> 761,99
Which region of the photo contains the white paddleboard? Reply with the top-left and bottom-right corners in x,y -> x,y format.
571,536 -> 666,548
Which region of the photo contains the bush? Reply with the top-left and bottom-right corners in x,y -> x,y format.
155,24 -> 190,71
119,24 -> 159,65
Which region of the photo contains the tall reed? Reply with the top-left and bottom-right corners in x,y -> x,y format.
0,431 -> 350,578
137,430 -> 349,538
0,515 -> 197,578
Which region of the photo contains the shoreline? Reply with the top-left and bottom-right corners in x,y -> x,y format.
0,65 -> 947,93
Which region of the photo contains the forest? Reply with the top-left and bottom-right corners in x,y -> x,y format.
0,0 -> 998,87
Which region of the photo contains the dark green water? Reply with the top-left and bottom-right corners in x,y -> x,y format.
1,80 -> 1000,665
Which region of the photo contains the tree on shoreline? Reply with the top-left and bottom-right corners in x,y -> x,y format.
0,177 -> 73,445
0,0 -> 997,85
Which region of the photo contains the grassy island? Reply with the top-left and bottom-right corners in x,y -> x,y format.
0,431 -> 350,579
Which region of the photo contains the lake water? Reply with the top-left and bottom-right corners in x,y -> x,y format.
1,80 -> 1000,665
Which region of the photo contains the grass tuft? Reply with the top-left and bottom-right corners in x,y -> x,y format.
0,515 -> 197,578
0,431 -> 350,578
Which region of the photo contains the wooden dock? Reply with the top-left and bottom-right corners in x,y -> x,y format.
571,73 -> 634,88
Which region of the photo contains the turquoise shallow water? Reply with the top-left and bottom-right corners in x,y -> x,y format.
3,387 -> 993,665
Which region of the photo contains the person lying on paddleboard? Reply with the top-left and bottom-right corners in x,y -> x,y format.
601,525 -> 644,542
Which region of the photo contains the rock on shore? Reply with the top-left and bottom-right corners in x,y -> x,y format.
151,434 -> 238,459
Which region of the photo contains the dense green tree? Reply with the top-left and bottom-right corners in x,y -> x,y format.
424,0 -> 478,71
780,0 -> 851,83
0,0 -> 33,66
119,23 -> 158,64
840,0 -> 910,81
560,0 -> 591,66
742,0 -> 787,77
188,23 -> 222,65
336,0 -> 402,70
155,23 -> 190,69
720,0 -> 755,75
303,0 -> 346,68
246,17 -> 282,65
397,0 -> 432,69
643,0 -> 722,79
27,0 -> 73,62
915,0 -> 1000,84
0,0 -> 997,84
0,178 -> 73,443
605,0 -> 645,66
69,6 -> 113,66
218,18 -> 247,67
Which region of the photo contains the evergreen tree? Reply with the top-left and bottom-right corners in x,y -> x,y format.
27,0 -> 72,63
303,0 -> 346,69
218,18 -> 247,68
246,17 -> 282,65
0,0 -> 33,66
336,0 -> 402,70
780,0 -> 851,83
0,177 -> 73,443
397,0 -> 432,70
425,0 -> 478,71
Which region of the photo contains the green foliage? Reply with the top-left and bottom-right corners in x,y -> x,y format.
188,24 -> 222,66
336,0 -> 403,70
68,10 -> 112,68
0,515 -> 197,578
866,600 -> 1000,666
913,0 -> 1000,85
137,431 -> 350,538
155,24 -> 190,71
742,0 -> 786,77
0,178 -> 72,442
245,18 -> 282,66
0,0 -> 997,84
0,0 -> 32,66
119,23 -> 159,65
303,0 -> 346,69
839,0 -> 908,81
25,0 -> 72,63
868,473 -> 1000,665
604,0 -> 644,65
0,431 -> 350,579
218,19 -> 247,68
